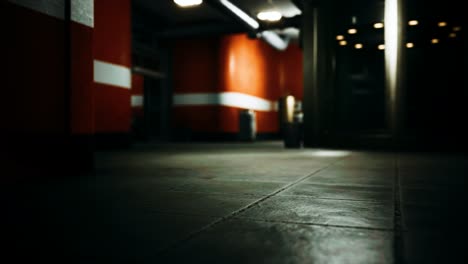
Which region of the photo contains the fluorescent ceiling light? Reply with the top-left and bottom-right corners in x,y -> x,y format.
406,42 -> 414,48
260,30 -> 289,51
408,20 -> 418,26
374,22 -> 384,29
336,35 -> 344,40
219,0 -> 259,29
348,28 -> 357,34
355,43 -> 363,49
174,0 -> 202,7
339,40 -> 347,46
257,11 -> 282,22
378,44 -> 385,50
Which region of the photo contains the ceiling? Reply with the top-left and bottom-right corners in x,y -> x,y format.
132,0 -> 464,43
133,0 -> 302,32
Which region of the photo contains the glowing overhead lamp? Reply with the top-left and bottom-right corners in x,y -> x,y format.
449,32 -> 457,38
174,0 -> 202,7
406,42 -> 414,48
348,28 -> 357,34
408,20 -> 419,26
374,22 -> 384,29
339,40 -> 347,46
336,35 -> 345,40
431,38 -> 439,44
378,44 -> 385,50
257,11 -> 282,22
355,43 -> 363,49
438,21 -> 447,27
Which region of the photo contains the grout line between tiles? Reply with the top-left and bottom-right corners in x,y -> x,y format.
156,156 -> 349,255
394,154 -> 405,264
233,217 -> 395,232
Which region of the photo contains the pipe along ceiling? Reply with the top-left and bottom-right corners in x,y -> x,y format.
205,0 -> 298,51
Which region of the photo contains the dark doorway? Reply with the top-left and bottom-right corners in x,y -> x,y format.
334,47 -> 386,133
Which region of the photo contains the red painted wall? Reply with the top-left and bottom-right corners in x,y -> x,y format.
4,1 -> 96,177
71,22 -> 94,135
94,0 -> 132,133
173,34 -> 303,134
5,3 -> 66,134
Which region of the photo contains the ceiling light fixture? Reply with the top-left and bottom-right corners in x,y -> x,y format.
374,22 -> 384,29
406,42 -> 414,48
336,35 -> 345,40
260,31 -> 289,50
408,20 -> 419,26
453,26 -> 462,32
348,28 -> 357,34
219,0 -> 259,29
449,33 -> 457,38
431,38 -> 439,44
339,40 -> 347,46
355,43 -> 363,49
378,44 -> 385,50
438,21 -> 447,27
174,0 -> 203,7
257,11 -> 282,22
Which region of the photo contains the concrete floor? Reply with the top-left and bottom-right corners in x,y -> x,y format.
4,141 -> 467,263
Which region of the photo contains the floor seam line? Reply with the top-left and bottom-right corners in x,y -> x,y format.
232,217 -> 395,232
394,154 -> 405,264
156,157 -> 347,255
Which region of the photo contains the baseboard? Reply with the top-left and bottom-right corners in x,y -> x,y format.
171,132 -> 281,142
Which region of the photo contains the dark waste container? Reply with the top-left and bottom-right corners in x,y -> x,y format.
284,122 -> 301,148
281,96 -> 303,148
239,109 -> 256,141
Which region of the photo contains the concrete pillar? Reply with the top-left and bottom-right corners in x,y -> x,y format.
69,0 -> 95,171
301,1 -> 334,147
4,0 -> 95,177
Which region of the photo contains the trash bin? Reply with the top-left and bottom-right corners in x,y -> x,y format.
283,122 -> 301,148
239,109 -> 256,141
280,95 -> 303,148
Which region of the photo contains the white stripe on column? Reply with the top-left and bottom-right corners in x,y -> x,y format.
94,60 -> 131,89
9,0 -> 93,28
8,0 -> 65,20
131,95 -> 144,107
71,0 -> 93,27
173,92 -> 277,112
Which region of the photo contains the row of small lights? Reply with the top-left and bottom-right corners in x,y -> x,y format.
337,20 -> 462,50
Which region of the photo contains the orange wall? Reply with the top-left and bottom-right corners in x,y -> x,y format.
173,34 -> 303,134
173,37 -> 220,94
278,44 -> 304,99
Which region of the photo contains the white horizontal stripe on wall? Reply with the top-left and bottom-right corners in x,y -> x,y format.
173,92 -> 277,112
9,0 -> 94,28
94,60 -> 131,89
131,95 -> 144,107
9,0 -> 65,20
71,0 -> 93,27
